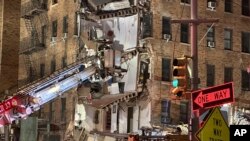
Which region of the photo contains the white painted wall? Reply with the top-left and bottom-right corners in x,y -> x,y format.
133,106 -> 139,132
111,104 -> 118,132
139,102 -> 151,128
118,104 -> 127,133
79,105 -> 96,132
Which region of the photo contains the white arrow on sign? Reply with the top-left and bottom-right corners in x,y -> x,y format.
194,88 -> 230,108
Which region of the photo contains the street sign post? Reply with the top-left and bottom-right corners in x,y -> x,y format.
192,82 -> 234,111
196,107 -> 229,141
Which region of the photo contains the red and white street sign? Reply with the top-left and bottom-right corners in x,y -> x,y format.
192,82 -> 234,111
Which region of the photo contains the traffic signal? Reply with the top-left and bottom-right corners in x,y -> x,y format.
171,57 -> 188,98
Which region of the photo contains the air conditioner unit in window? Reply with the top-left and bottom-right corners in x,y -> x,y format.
208,1 -> 216,10
63,33 -> 67,39
163,34 -> 171,40
208,41 -> 215,48
51,37 -> 57,43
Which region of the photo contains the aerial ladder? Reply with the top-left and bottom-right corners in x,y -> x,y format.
0,56 -> 97,127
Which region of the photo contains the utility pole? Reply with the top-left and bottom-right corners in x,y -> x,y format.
171,0 -> 219,141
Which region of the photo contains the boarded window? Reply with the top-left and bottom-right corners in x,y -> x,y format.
162,58 -> 171,81
242,70 -> 250,91
161,100 -> 171,124
142,12 -> 153,38
180,23 -> 189,43
206,64 -> 215,87
224,67 -> 233,83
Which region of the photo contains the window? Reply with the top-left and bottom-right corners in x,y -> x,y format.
40,63 -> 45,78
224,29 -> 232,50
41,25 -> 46,45
162,58 -> 171,81
62,56 -> 67,68
161,100 -> 171,124
206,64 -> 215,87
52,0 -> 58,5
29,67 -> 34,82
242,32 -> 250,53
52,20 -> 57,37
242,70 -> 250,90
49,101 -> 55,122
242,0 -> 250,16
224,67 -> 233,83
180,101 -> 188,123
63,16 -> 68,33
142,12 -> 153,38
207,26 -> 215,48
51,59 -> 56,73
61,98 -> 66,122
162,17 -> 171,40
74,12 -> 78,36
207,0 -> 216,9
181,0 -> 190,4
225,0 -> 232,13
180,23 -> 189,43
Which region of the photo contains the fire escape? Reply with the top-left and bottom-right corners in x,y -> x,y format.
20,0 -> 48,82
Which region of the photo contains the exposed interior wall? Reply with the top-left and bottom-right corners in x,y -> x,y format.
139,102 -> 151,128
118,103 -> 127,133
111,104 -> 118,133
132,105 -> 139,132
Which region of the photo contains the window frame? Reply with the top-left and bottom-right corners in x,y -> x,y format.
225,0 -> 232,13
242,70 -> 250,91
224,67 -> 233,83
207,26 -> 215,47
242,0 -> 250,16
206,64 -> 215,87
242,32 -> 250,53
180,23 -> 189,43
224,29 -> 232,50
162,58 -> 171,82
63,16 -> 68,33
52,20 -> 57,37
162,16 -> 171,40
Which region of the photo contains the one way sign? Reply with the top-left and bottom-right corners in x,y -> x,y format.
192,82 -> 234,111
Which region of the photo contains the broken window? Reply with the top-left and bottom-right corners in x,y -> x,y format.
242,70 -> 250,91
162,58 -> 171,81
142,12 -> 153,38
206,64 -> 215,87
